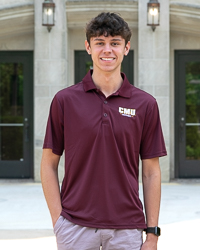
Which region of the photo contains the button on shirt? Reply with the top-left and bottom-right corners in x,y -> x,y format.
43,70 -> 167,229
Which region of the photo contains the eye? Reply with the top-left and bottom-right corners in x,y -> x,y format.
112,42 -> 119,46
96,42 -> 104,46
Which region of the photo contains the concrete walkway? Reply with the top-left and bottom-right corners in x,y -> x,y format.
0,179 -> 200,250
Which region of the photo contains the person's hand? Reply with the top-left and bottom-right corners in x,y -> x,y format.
52,207 -> 62,227
141,234 -> 158,250
52,213 -> 61,227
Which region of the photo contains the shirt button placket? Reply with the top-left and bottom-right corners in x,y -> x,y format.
103,100 -> 109,123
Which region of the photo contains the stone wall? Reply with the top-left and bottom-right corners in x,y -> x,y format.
34,0 -> 68,181
138,0 -> 170,182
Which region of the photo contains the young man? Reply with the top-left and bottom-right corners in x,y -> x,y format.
41,12 -> 167,250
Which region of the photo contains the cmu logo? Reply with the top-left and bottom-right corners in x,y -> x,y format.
119,107 -> 136,117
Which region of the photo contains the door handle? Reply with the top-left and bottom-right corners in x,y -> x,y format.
180,117 -> 185,142
24,118 -> 29,142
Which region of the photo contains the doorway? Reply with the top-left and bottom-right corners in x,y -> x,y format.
75,50 -> 134,84
0,52 -> 33,178
175,51 -> 200,178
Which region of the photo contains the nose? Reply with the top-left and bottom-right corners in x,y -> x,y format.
103,44 -> 112,53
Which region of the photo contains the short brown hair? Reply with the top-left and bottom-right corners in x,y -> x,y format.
86,12 -> 132,45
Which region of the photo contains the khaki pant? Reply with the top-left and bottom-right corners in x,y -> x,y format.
54,216 -> 143,250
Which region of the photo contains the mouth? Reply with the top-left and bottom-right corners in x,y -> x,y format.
100,57 -> 115,61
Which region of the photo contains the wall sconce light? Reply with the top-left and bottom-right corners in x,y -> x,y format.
42,0 -> 56,32
147,0 -> 160,31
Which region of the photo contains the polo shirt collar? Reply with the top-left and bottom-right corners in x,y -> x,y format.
82,70 -> 132,98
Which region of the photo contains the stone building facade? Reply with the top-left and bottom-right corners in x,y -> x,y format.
0,0 -> 200,182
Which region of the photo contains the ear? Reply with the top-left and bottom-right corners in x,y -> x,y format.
85,40 -> 91,55
124,41 -> 131,56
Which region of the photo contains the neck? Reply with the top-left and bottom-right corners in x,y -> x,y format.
92,70 -> 123,98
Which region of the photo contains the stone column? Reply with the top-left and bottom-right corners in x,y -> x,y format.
138,0 -> 170,182
34,0 -> 67,181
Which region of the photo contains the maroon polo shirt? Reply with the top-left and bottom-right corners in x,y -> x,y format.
43,70 -> 167,229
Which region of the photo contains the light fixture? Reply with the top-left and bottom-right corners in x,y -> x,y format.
147,0 -> 160,31
42,0 -> 56,32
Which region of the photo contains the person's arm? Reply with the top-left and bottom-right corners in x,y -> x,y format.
41,148 -> 62,227
141,157 -> 161,250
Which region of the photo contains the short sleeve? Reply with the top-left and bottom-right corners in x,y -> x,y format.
140,100 -> 167,159
43,95 -> 64,155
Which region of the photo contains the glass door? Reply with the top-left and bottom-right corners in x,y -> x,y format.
175,51 -> 200,178
0,52 -> 33,178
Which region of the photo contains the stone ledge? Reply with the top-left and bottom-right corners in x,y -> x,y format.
0,5 -> 34,38
66,1 -> 138,28
170,2 -> 200,35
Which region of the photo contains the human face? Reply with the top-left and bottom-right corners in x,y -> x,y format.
85,35 -> 130,74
